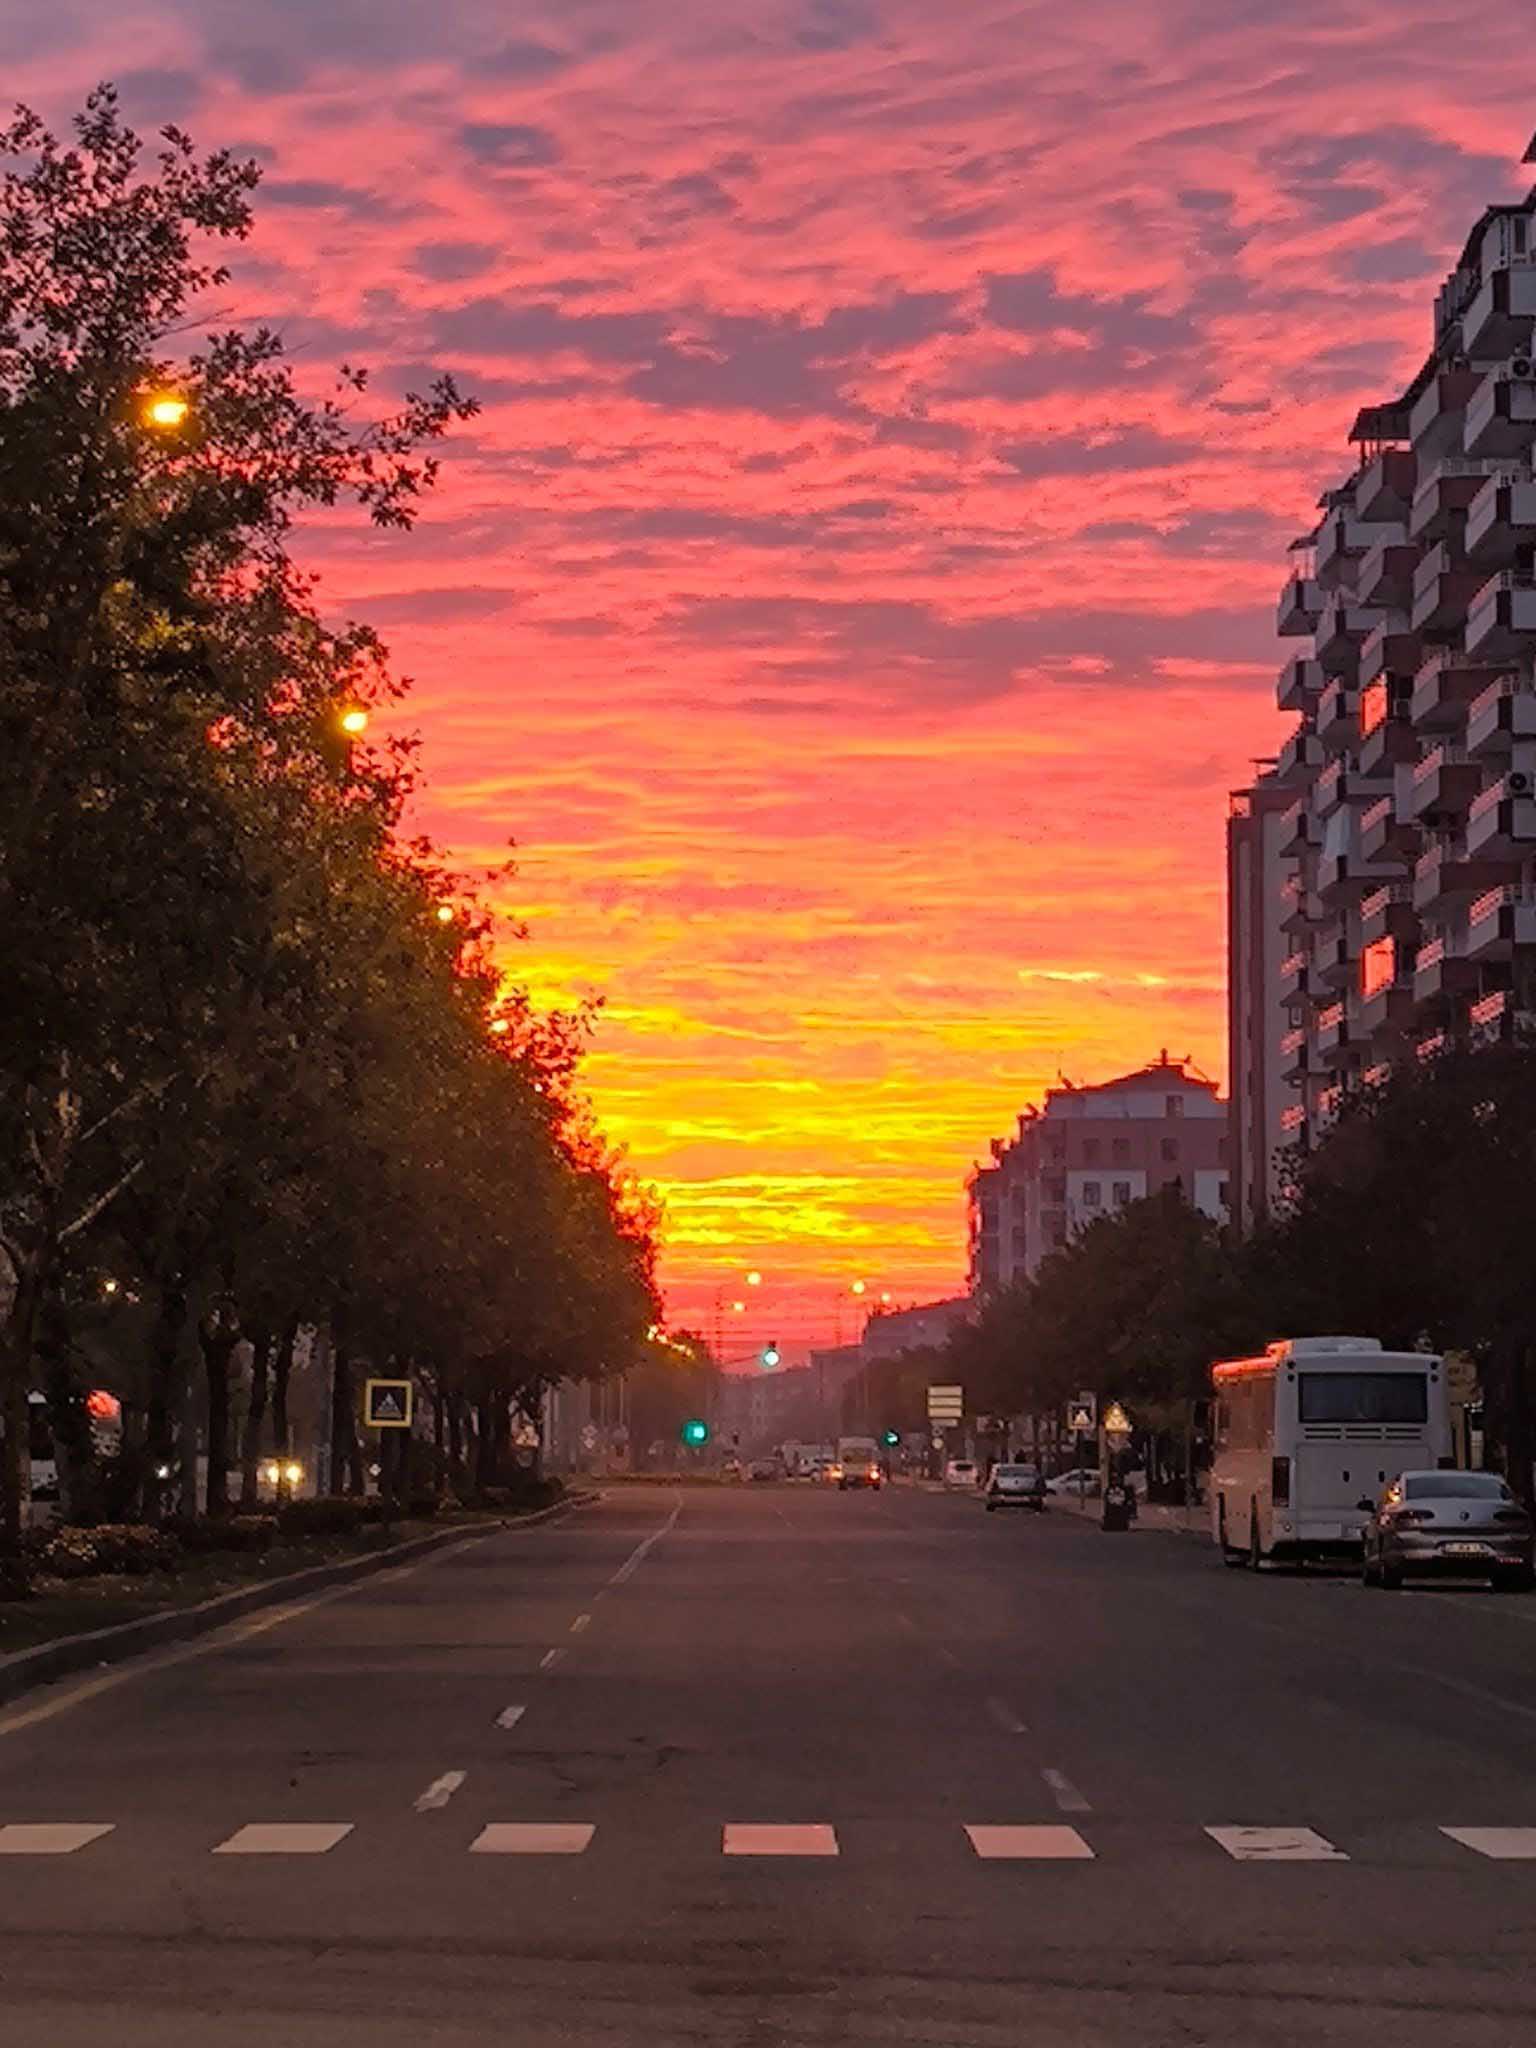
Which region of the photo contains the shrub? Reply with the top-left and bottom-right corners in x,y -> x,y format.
276,1496 -> 390,1538
167,1515 -> 279,1554
38,1524 -> 180,1578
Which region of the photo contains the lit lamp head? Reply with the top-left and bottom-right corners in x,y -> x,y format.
337,705 -> 369,737
142,390 -> 189,429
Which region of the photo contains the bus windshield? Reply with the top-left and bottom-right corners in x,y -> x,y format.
1298,1373 -> 1428,1425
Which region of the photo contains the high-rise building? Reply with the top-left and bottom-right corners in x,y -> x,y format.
1233,145 -> 1536,1179
1226,778 -> 1298,1229
967,1054 -> 1228,1294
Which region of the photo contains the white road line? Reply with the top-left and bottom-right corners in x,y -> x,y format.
985,1696 -> 1028,1735
212,1823 -> 353,1856
966,1825 -> 1094,1861
1443,1826 -> 1536,1859
1206,1825 -> 1346,1862
471,1823 -> 593,1855
606,1496 -> 682,1589
0,1823 -> 113,1856
723,1823 -> 839,1858
1041,1768 -> 1091,1813
494,1705 -> 526,1730
0,1528 -> 496,1744
413,1771 -> 466,1813
570,1613 -> 591,1634
539,1648 -> 564,1670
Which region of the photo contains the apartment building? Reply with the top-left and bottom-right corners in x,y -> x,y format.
1233,142 -> 1536,1180
967,1054 -> 1229,1295
1227,779 -> 1303,1228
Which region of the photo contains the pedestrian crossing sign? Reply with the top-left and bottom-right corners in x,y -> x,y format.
1066,1397 -> 1096,1434
364,1379 -> 414,1429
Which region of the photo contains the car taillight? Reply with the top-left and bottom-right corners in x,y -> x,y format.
1271,1456 -> 1290,1507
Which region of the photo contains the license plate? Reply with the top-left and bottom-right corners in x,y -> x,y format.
1441,1542 -> 1491,1557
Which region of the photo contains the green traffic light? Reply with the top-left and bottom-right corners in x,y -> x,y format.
760,1343 -> 780,1369
681,1418 -> 709,1446
882,1429 -> 900,1446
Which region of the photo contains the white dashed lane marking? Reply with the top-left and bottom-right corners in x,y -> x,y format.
967,1825 -> 1094,1861
539,1648 -> 564,1670
212,1824 -> 353,1856
1443,1827 -> 1536,1858
1206,1826 -> 1346,1862
0,1824 -> 113,1855
1041,1768 -> 1091,1813
471,1824 -> 594,1855
984,1696 -> 1027,1735
570,1614 -> 591,1634
723,1824 -> 839,1857
413,1772 -> 466,1813
495,1705 -> 526,1730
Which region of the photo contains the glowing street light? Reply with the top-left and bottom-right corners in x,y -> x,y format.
435,904 -> 455,924
730,1299 -> 746,1313
489,1017 -> 511,1036
851,1280 -> 867,1297
337,705 -> 369,737
880,1290 -> 893,1305
746,1270 -> 762,1288
142,389 -> 189,429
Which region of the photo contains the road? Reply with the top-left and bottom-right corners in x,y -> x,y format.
3,1481 -> 1536,2047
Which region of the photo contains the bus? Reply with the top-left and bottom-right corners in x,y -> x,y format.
1210,1337 -> 1451,1568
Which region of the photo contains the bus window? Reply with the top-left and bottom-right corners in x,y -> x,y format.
1298,1374 -> 1428,1425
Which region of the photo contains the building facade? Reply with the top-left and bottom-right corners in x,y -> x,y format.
1227,779 -> 1298,1229
968,1054 -> 1229,1295
1233,149 -> 1536,1175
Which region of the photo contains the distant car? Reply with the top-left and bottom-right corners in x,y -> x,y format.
1362,1470 -> 1535,1590
748,1458 -> 781,1482
1046,1466 -> 1102,1498
721,1456 -> 743,1480
943,1458 -> 979,1490
986,1463 -> 1047,1512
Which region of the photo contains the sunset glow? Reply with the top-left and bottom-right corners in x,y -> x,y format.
23,4 -> 1531,1346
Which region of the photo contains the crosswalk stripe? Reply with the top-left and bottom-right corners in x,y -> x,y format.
1206,1826 -> 1346,1862
212,1824 -> 354,1855
0,1823 -> 113,1855
723,1823 -> 839,1857
1443,1827 -> 1536,1859
966,1824 -> 1093,1861
470,1823 -> 594,1855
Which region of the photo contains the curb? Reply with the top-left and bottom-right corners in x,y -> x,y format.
0,1490 -> 597,1712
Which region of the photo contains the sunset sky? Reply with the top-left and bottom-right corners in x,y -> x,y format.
16,5 -> 1533,1352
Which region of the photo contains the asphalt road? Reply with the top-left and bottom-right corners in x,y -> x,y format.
3,1481 -> 1536,2047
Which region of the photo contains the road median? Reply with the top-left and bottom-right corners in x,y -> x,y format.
0,1489 -> 597,1711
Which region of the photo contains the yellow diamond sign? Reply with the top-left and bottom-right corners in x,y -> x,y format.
1102,1401 -> 1131,1436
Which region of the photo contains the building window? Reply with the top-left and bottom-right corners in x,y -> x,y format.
1112,1137 -> 1130,1163
1515,216 -> 1529,256
1112,1181 -> 1131,1206
1046,1177 -> 1067,1204
1166,1094 -> 1184,1118
1217,1179 -> 1230,1209
1082,1181 -> 1102,1208
1082,1138 -> 1101,1164
1160,1136 -> 1179,1163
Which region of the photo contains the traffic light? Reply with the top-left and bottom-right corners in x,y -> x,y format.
760,1342 -> 780,1370
882,1428 -> 900,1447
681,1418 -> 709,1446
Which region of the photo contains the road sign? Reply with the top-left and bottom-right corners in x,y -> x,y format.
364,1378 -> 414,1429
927,1384 -> 964,1422
1066,1395 -> 1096,1434
1103,1400 -> 1132,1437
580,1424 -> 598,1452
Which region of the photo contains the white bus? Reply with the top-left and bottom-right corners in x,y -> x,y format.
1210,1337 -> 1451,1568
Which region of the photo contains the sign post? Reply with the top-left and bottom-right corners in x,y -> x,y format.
927,1386 -> 963,1480
1065,1394 -> 1097,1511
364,1379 -> 414,1542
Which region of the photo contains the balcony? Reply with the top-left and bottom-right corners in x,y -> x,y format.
1318,847 -> 1401,903
1415,1028 -> 1452,1063
1465,473 -> 1536,564
1411,649 -> 1503,730
1465,883 -> 1536,959
1280,872 -> 1319,934
1280,1025 -> 1309,1081
1317,759 -> 1393,814
1277,797 -> 1312,855
1411,930 -> 1477,1005
1360,617 -> 1421,682
1315,597 -> 1376,674
1275,727 -> 1324,782
1316,680 -> 1359,749
1411,368 -> 1484,457
1277,654 -> 1325,714
1462,263 -> 1536,357
1466,675 -> 1536,755
1357,538 -> 1420,609
1359,792 -> 1416,861
1409,458 -> 1505,541
1464,370 -> 1536,459
1465,773 -> 1536,859
1407,743 -> 1482,819
1413,839 -> 1513,911
1316,514 -> 1407,590
1465,571 -> 1536,660
1278,574 -> 1323,637
1468,988 -> 1536,1046
1279,949 -> 1311,1002
1312,923 -> 1352,988
1315,1000 -> 1355,1063
1410,538 -> 1487,633
1360,977 -> 1414,1037
1278,1102 -> 1308,1139
1359,881 -> 1417,947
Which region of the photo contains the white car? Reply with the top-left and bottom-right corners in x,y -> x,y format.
943,1458 -> 979,1489
1046,1466 -> 1103,1497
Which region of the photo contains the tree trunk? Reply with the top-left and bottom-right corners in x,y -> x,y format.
145,1279 -> 190,1524
272,1314 -> 299,1504
239,1329 -> 271,1509
330,1312 -> 359,1497
37,1273 -> 102,1524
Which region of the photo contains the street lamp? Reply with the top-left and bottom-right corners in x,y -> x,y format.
851,1280 -> 867,1297
746,1270 -> 762,1288
489,1017 -> 511,1036
435,904 -> 455,924
142,389 -> 189,430
337,705 -> 369,737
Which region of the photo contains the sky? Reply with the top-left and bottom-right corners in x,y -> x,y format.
11,4 -> 1533,1353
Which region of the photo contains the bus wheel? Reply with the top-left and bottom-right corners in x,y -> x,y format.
1218,1502 -> 1244,1569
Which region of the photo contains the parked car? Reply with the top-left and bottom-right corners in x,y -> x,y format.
1046,1465 -> 1102,1498
721,1456 -> 743,1481
748,1458 -> 781,1482
1362,1470 -> 1535,1590
943,1458 -> 979,1489
985,1463 -> 1047,1512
